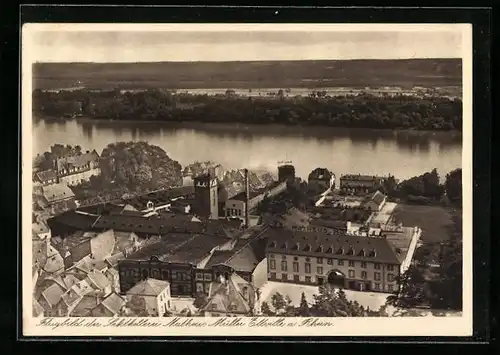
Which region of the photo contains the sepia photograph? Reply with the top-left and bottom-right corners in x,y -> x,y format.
22,22 -> 472,337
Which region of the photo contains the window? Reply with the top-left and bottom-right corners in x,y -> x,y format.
293,262 -> 299,273
374,283 -> 380,290
387,265 -> 395,271
374,272 -> 381,281
387,274 -> 395,282
204,273 -> 213,281
374,263 -> 381,270
305,257 -> 310,262
305,263 -> 311,274
305,276 -> 312,283
270,254 -> 275,258
195,272 -> 204,281
294,257 -> 298,261
281,261 -> 288,271
348,270 -> 355,278
269,259 -> 276,270
361,262 -> 367,268
317,257 -> 323,264
327,259 -> 333,265
282,255 -> 287,260
270,272 -> 276,280
317,267 -> 323,275
388,285 -> 394,292
348,260 -> 355,267
361,271 -> 367,279
281,274 -> 288,281
338,260 -> 344,266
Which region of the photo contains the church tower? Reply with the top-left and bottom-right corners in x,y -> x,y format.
193,173 -> 219,219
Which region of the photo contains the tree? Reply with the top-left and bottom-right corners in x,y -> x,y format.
297,292 -> 311,316
433,214 -> 463,310
260,302 -> 275,316
193,292 -> 209,310
386,265 -> 429,308
124,295 -> 149,317
270,292 -> 289,314
444,168 -> 462,205
311,285 -> 366,317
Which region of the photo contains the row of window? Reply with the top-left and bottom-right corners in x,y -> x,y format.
269,273 -> 395,291
195,272 -> 214,282
120,268 -> 192,281
269,259 -> 396,273
269,255 -> 396,271
268,261 -> 395,281
226,208 -> 242,217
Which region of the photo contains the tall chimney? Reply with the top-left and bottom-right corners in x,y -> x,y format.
244,168 -> 250,229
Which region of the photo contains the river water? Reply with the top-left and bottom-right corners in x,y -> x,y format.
32,118 -> 462,181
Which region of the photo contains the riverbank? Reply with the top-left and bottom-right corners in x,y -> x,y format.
71,116 -> 463,136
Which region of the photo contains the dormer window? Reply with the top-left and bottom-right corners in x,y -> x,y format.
347,246 -> 355,256
268,241 -> 277,248
326,246 -> 333,253
292,243 -> 300,251
336,247 -> 344,255
369,249 -> 377,257
303,244 -> 311,252
358,249 -> 366,257
280,242 -> 287,249
316,245 -> 324,253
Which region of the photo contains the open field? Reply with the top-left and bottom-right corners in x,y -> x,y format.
392,204 -> 456,243
33,59 -> 462,90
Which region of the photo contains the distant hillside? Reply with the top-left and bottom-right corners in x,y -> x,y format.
33,59 -> 462,90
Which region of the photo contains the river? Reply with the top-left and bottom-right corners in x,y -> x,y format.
32,118 -> 462,181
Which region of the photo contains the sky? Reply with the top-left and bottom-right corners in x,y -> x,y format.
24,24 -> 465,62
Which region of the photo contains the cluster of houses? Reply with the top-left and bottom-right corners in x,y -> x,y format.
32,159 -> 420,318
33,150 -> 101,215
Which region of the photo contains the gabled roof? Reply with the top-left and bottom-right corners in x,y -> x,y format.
340,174 -> 383,182
36,169 -> 57,183
42,183 -> 75,203
126,278 -> 169,297
40,283 -> 65,308
57,151 -> 99,172
97,292 -> 126,315
203,274 -> 253,314
369,190 -> 386,205
87,270 -> 111,290
266,229 -> 401,264
70,295 -> 101,317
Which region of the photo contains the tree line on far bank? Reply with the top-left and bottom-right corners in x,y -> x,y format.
33,88 -> 462,131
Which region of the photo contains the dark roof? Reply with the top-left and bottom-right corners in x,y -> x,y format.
125,234 -> 190,261
204,251 -> 235,268
370,190 -> 386,205
36,169 -> 57,182
126,234 -> 229,265
308,168 -> 333,181
309,219 -> 347,230
47,210 -> 100,232
266,230 -> 401,264
90,214 -> 205,235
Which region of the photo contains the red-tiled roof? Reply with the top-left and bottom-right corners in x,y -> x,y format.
266,229 -> 401,264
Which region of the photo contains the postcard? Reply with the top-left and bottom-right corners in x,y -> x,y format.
22,22 -> 472,337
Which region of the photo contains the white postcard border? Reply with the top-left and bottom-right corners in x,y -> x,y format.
21,23 -> 473,337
